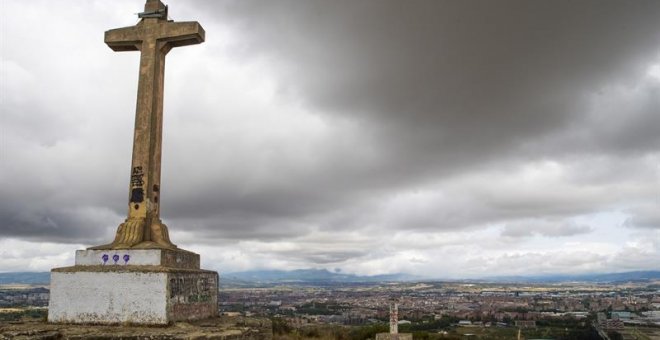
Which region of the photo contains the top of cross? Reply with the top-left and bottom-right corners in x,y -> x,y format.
138,0 -> 168,20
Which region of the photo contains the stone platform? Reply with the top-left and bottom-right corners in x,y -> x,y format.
0,316 -> 272,340
48,248 -> 218,325
74,248 -> 200,269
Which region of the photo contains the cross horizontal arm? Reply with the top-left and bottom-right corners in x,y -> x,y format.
159,21 -> 205,48
105,26 -> 142,51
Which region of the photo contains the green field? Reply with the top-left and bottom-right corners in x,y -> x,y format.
272,318 -> 602,340
612,326 -> 660,340
440,325 -> 601,339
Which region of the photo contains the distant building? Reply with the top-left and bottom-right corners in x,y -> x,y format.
221,312 -> 241,317
515,320 -> 536,328
604,318 -> 624,330
611,311 -> 632,320
599,313 -> 625,330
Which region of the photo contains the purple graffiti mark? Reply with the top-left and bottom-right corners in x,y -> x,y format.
123,254 -> 130,264
101,254 -> 109,265
112,254 -> 120,264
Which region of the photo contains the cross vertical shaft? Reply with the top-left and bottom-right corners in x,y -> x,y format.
91,0 -> 204,249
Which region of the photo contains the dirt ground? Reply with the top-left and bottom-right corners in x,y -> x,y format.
0,315 -> 272,340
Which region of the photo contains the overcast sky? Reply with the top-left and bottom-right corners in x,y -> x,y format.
1,0 -> 659,278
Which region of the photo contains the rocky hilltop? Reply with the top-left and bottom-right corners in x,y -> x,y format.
0,316 -> 271,340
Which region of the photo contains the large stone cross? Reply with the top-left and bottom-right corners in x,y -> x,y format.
93,0 -> 204,249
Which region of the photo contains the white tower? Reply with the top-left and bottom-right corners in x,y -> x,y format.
376,299 -> 411,340
389,300 -> 398,334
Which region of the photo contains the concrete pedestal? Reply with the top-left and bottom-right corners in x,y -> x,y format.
48,249 -> 218,325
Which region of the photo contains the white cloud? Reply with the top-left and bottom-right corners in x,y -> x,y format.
1,0 -> 659,277
0,239 -> 83,272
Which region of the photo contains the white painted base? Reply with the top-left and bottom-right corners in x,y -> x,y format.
48,268 -> 218,325
48,270 -> 168,324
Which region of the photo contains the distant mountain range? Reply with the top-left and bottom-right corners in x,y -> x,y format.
223,269 -> 660,285
0,269 -> 658,286
222,269 -> 417,285
481,270 -> 660,283
0,272 -> 50,285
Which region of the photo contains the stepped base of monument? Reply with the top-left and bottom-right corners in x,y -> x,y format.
75,248 -> 200,269
1,315 -> 272,340
48,248 -> 218,325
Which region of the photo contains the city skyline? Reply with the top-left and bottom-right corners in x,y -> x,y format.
1,0 -> 659,278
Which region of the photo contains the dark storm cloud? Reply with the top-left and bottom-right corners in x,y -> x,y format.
156,0 -> 660,238
4,0 -> 659,238
263,248 -> 368,265
167,214 -> 311,242
0,1 -> 140,243
195,0 -> 660,161
0,204 -> 113,243
1,1 -> 659,275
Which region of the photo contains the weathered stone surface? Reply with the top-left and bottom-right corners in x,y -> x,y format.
75,249 -> 200,269
48,268 -> 218,325
1,316 -> 272,339
90,0 -> 205,250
